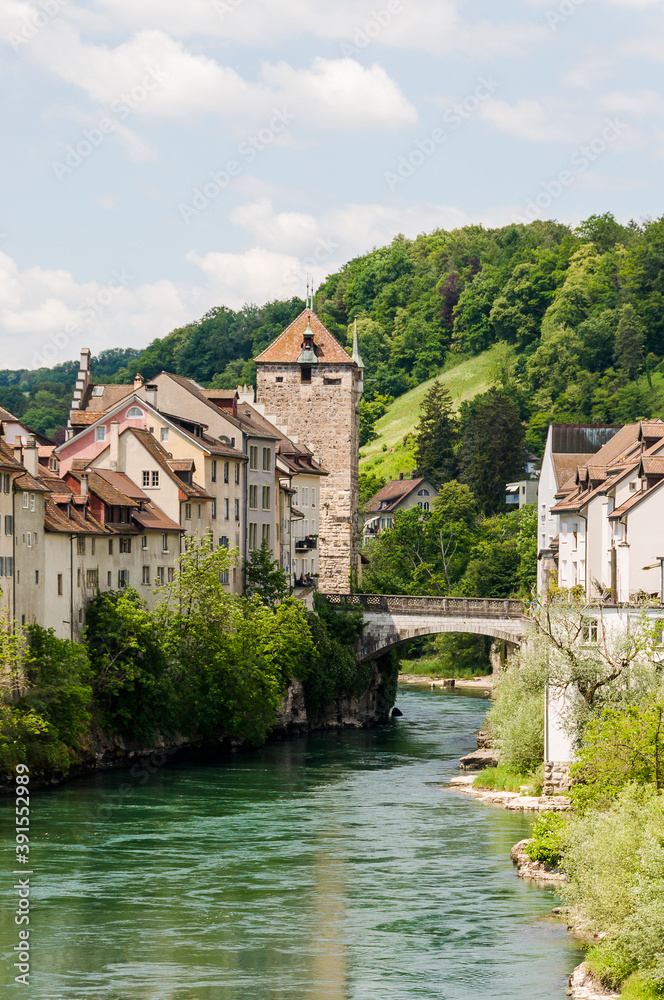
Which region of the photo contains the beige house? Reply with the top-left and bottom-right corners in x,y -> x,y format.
363,475 -> 439,543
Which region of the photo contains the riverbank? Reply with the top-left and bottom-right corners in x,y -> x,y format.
399,673 -> 494,691
448,773 -> 571,812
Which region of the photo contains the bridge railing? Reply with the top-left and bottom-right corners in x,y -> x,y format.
320,594 -> 525,617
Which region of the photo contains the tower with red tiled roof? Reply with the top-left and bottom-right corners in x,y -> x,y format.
255,307 -> 363,593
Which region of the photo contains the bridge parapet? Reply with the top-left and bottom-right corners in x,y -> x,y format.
321,594 -> 525,618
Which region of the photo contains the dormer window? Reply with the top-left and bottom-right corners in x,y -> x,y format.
92,386 -> 104,397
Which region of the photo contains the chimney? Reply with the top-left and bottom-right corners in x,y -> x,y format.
14,444 -> 22,466
145,384 -> 157,408
133,373 -> 144,390
412,471 -> 417,479
399,472 -> 404,481
110,421 -> 119,471
80,471 -> 89,499
23,437 -> 39,478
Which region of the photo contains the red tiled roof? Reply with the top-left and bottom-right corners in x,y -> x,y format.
365,477 -> 429,513
255,308 -> 355,365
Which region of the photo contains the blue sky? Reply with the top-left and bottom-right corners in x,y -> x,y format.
1,0 -> 662,369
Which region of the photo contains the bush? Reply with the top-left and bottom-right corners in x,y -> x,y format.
524,811 -> 567,865
563,785 -> 664,989
485,652 -> 545,773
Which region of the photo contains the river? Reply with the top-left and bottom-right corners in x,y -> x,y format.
1,685 -> 582,999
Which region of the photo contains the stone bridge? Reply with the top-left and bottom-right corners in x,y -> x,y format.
320,594 -> 530,662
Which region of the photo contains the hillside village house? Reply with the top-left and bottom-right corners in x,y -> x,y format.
363,474 -> 439,543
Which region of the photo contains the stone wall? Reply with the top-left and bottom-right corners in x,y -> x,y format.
543,760 -> 572,795
256,361 -> 362,593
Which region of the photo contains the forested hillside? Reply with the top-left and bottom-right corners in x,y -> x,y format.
3,213 -> 664,446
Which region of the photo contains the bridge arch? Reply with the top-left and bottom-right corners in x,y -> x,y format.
320,594 -> 528,663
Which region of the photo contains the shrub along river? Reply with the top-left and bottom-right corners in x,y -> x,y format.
1,685 -> 583,999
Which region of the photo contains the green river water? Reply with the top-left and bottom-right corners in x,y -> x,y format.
2,685 -> 583,999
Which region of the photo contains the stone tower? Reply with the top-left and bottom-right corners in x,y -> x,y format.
255,307 -> 363,593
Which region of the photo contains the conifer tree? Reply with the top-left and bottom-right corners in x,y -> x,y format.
413,380 -> 458,486
458,389 -> 527,515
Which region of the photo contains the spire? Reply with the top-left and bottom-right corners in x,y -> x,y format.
351,316 -> 364,370
297,315 -> 319,365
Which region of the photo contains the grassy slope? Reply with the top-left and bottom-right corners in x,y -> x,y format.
359,345 -> 502,481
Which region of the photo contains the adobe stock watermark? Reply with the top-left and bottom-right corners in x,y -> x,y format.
516,117 -> 629,223
340,1 -> 403,57
30,268 -> 134,368
87,748 -> 178,822
283,237 -> 341,290
546,0 -> 586,30
212,0 -> 245,17
51,67 -> 168,181
384,75 -> 500,191
8,0 -> 69,53
179,108 -> 296,222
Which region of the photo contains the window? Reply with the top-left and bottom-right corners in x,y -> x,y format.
26,532 -> 32,549
220,569 -> 229,585
162,534 -> 168,552
30,494 -> 35,512
571,522 -> 578,551
249,446 -> 258,470
211,460 -> 217,483
95,426 -> 106,442
33,531 -> 38,546
167,568 -> 175,583
211,498 -> 217,520
3,473 -> 10,493
77,536 -> 86,555
77,568 -> 81,588
160,427 -> 169,443
219,535 -> 229,549
108,539 -> 113,555
249,485 -> 258,509
22,493 -> 28,509
92,385 -> 104,397
198,504 -> 201,519
276,376 -> 283,382
35,570 -> 39,584
185,504 -> 192,520
127,406 -> 144,418
90,538 -> 94,555
262,523 -> 270,546
234,498 -> 240,521
142,566 -> 150,585
107,571 -> 112,587
262,448 -> 271,472
418,501 -> 430,511
57,573 -> 62,596
120,537 -> 132,554
311,490 -> 316,507
262,486 -> 271,510
142,471 -> 150,487
151,471 -> 159,487
224,497 -> 229,520
235,463 -> 240,485
248,522 -> 258,550
581,617 -> 598,644
86,569 -> 98,589
156,567 -> 165,585
301,366 -> 311,383
224,461 -> 229,483
417,489 -> 430,497
6,558 -> 13,577
142,535 -> 148,550
323,377 -> 341,386
302,488 -> 309,507
118,570 -> 129,588
5,515 -> 12,535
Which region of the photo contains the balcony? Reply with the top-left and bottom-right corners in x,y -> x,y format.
295,535 -> 317,551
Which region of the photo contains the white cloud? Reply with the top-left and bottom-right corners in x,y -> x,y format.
21,25 -> 416,129
598,89 -> 664,115
480,98 -> 569,142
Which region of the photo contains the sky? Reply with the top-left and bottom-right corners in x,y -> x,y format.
1,0 -> 663,370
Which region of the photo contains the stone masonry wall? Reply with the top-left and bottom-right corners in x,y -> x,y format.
543,761 -> 572,795
257,361 -> 361,593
